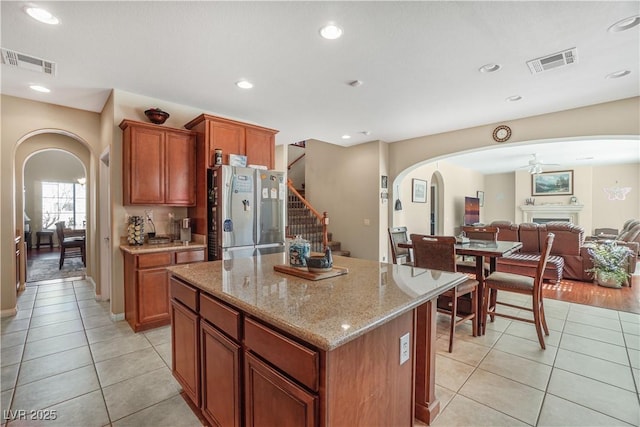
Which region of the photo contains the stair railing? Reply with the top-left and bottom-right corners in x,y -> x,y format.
288,153 -> 306,170
286,179 -> 328,251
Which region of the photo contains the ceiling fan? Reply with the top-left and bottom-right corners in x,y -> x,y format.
519,154 -> 560,174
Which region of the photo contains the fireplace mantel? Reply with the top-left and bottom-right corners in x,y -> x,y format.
519,204 -> 584,224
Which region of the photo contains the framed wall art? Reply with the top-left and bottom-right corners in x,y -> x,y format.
412,179 -> 427,203
532,170 -> 573,196
476,191 -> 485,207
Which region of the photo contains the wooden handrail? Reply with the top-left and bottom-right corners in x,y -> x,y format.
288,153 -> 306,170
287,179 -> 329,248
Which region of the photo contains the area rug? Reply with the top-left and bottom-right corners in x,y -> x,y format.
27,257 -> 86,283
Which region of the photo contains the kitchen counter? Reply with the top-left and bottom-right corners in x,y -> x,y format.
168,252 -> 466,351
119,241 -> 206,254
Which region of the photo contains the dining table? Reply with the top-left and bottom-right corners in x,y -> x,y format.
398,239 -> 523,334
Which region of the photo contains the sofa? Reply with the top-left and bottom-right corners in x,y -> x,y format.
488,221 -> 613,283
588,219 -> 640,250
586,218 -> 640,278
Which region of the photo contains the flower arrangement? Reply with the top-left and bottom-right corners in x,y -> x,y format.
586,242 -> 633,286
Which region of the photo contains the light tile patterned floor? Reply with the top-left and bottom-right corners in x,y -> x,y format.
422,292 -> 640,427
1,279 -> 639,426
1,279 -> 202,427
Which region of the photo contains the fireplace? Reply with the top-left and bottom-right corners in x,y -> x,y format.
532,217 -> 571,224
519,204 -> 583,225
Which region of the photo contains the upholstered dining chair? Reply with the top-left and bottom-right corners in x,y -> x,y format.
456,225 -> 499,275
55,221 -> 86,269
482,233 -> 555,349
388,226 -> 413,266
410,234 -> 479,353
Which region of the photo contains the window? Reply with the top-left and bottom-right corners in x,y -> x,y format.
41,181 -> 86,229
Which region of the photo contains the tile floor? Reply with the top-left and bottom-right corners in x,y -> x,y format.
1,278 -> 639,426
423,291 -> 640,427
1,279 -> 202,427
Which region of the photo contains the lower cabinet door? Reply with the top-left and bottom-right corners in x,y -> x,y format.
245,352 -> 317,427
137,268 -> 170,326
200,321 -> 241,427
170,300 -> 199,405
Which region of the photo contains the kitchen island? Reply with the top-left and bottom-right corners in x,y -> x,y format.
168,253 -> 466,426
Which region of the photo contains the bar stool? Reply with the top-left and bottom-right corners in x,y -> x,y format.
36,230 -> 54,249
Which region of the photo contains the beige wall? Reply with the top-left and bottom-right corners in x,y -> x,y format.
1,95 -> 100,315
484,172 -> 516,223
591,163 -> 639,232
306,139 -> 385,260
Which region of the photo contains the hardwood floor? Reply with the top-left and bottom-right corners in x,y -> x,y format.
25,248 -> 640,313
543,275 -> 640,314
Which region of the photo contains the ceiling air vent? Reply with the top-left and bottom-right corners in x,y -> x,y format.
1,48 -> 56,76
526,47 -> 577,74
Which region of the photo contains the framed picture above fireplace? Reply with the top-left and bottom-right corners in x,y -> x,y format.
532,170 -> 573,196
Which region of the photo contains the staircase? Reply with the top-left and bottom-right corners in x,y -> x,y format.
287,186 -> 350,257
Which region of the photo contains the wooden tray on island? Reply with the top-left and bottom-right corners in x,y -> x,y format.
273,264 -> 349,281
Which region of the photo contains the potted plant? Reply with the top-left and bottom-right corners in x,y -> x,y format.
586,242 -> 634,288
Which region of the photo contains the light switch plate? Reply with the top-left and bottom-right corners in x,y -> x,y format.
400,332 -> 410,365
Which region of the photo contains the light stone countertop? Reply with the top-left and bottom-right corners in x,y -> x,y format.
167,253 -> 467,351
119,242 -> 206,254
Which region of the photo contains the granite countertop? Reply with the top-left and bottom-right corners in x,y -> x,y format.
119,241 -> 206,254
167,253 -> 467,351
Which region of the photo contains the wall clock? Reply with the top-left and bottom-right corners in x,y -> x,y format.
492,125 -> 512,142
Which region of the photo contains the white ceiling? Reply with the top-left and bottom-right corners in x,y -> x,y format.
1,1 -> 639,173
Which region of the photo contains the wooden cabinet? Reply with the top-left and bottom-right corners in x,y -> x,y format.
123,249 -> 204,332
170,277 -> 200,406
208,120 -> 245,167
137,267 -> 170,326
165,130 -> 196,205
245,127 -> 275,171
185,114 -> 278,235
245,352 -> 317,427
201,320 -> 242,427
121,119 -> 196,206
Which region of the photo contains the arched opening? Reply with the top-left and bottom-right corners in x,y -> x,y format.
14,131 -> 94,293
430,171 -> 444,235
23,149 -> 87,282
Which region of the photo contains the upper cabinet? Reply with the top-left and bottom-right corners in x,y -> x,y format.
184,114 -> 278,170
121,120 -> 196,206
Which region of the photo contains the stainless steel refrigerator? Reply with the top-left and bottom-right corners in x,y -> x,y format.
207,166 -> 285,261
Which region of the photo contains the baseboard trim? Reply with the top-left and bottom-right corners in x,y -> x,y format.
1,307 -> 18,318
111,312 -> 125,322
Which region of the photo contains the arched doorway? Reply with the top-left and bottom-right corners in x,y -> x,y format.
14,132 -> 93,290
23,149 -> 87,282
430,171 -> 444,235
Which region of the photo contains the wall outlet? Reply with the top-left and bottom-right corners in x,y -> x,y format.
400,333 -> 410,365
363,218 -> 370,226
144,209 -> 153,221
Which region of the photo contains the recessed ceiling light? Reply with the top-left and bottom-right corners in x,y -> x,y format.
605,70 -> 631,79
24,6 -> 59,25
341,134 -> 351,139
320,24 -> 343,40
608,15 -> 640,32
479,63 -> 501,73
29,85 -> 50,93
236,80 -> 253,89
505,95 -> 522,102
